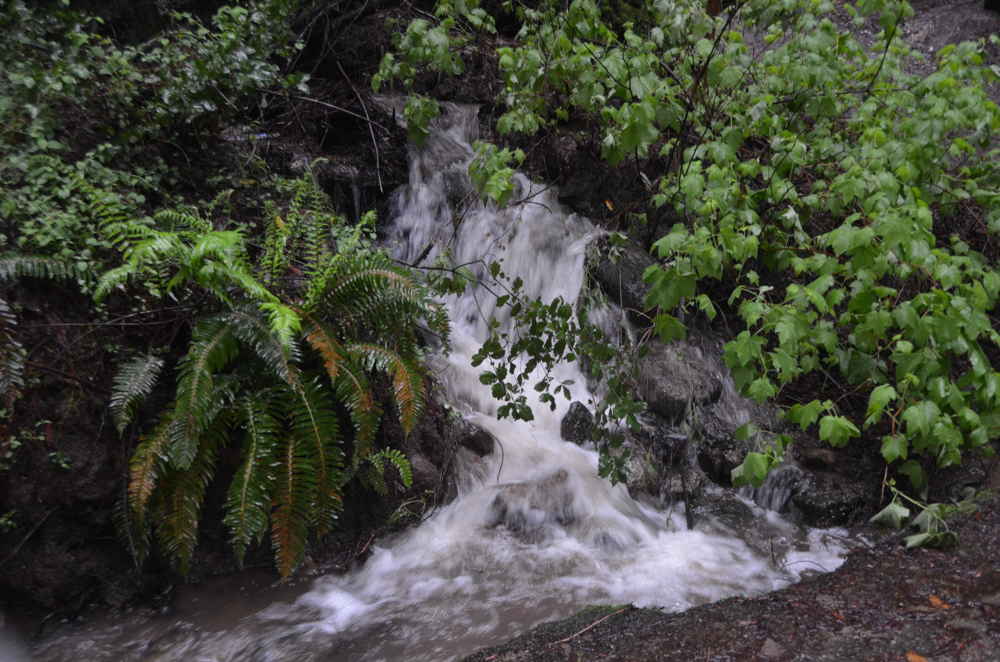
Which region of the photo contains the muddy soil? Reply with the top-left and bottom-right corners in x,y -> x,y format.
465,491 -> 1000,662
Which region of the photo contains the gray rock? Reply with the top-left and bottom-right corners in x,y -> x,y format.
637,341 -> 723,422
408,453 -> 442,491
455,420 -> 495,457
802,448 -> 838,469
790,472 -> 866,527
487,469 -> 575,538
587,236 -> 654,320
660,467 -> 709,500
560,401 -> 595,443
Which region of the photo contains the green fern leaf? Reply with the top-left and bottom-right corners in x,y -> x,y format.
156,412 -> 229,577
271,420 -> 316,580
348,343 -> 426,436
0,255 -> 71,282
218,301 -> 300,384
0,296 -> 24,401
282,378 -> 344,539
224,392 -> 280,565
170,316 -> 240,468
110,354 -> 166,435
123,414 -> 174,564
335,364 -> 382,461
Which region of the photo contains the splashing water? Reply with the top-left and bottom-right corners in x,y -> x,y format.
21,103 -> 859,662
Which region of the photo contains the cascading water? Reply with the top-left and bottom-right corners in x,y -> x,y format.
15,103 -> 859,662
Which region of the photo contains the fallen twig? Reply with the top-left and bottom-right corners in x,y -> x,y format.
337,61 -> 383,193
0,507 -> 56,568
546,606 -> 631,648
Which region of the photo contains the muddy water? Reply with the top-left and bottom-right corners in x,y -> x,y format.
13,103 -> 862,662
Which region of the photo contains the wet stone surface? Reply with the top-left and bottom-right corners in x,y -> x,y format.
465,491 -> 1000,661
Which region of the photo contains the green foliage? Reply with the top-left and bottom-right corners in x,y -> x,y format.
116,170 -> 448,578
110,354 -> 166,435
0,0 -> 305,287
730,422 -> 791,489
471,261 -> 645,484
386,0 -> 1000,489
869,480 -> 958,549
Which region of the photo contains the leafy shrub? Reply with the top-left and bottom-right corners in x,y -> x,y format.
381,0 -> 1000,489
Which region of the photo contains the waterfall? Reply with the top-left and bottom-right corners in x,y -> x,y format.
22,103 -> 858,662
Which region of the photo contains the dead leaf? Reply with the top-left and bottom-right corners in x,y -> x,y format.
906,653 -> 928,662
929,595 -> 950,610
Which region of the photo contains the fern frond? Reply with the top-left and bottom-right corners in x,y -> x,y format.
358,463 -> 388,495
110,354 -> 166,435
225,393 -> 280,565
357,449 -> 412,495
217,301 -> 300,385
122,414 -> 174,564
316,252 -> 451,352
0,255 -> 71,282
283,378 -> 344,538
259,204 -> 291,290
335,364 -> 382,461
203,189 -> 234,223
301,314 -> 346,383
153,208 -> 201,233
0,296 -> 24,402
156,412 -> 229,577
170,316 -> 241,468
347,343 -> 426,436
375,448 -> 413,489
271,423 -> 315,580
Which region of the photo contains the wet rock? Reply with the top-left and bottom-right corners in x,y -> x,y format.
620,449 -> 656,497
696,436 -> 749,484
660,467 -> 709,501
408,453 -> 442,491
693,491 -> 755,530
560,401 -> 594,443
802,448 -> 838,469
637,341 -> 723,422
586,235 -> 654,321
789,472 -> 866,527
455,420 -> 496,457
743,464 -> 804,513
486,469 -> 575,538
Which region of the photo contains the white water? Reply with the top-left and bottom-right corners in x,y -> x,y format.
19,104 -> 858,662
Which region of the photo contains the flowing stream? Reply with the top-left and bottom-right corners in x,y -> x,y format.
10,103 -> 861,662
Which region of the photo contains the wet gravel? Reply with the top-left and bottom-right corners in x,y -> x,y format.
465,491 -> 1000,661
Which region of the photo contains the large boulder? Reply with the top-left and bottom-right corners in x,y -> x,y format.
635,332 -> 779,485
587,235 -> 655,323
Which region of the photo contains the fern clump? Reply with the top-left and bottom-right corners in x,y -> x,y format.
110,166 -> 449,578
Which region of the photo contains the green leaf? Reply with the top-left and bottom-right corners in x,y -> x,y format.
881,435 -> 908,463
731,452 -> 769,488
899,460 -> 928,490
865,384 -> 898,428
818,415 -> 860,448
869,502 -> 909,530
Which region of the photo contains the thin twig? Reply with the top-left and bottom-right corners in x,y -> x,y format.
290,94 -> 390,132
0,507 -> 56,568
337,61 -> 383,193
547,607 -> 630,648
23,361 -> 109,394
